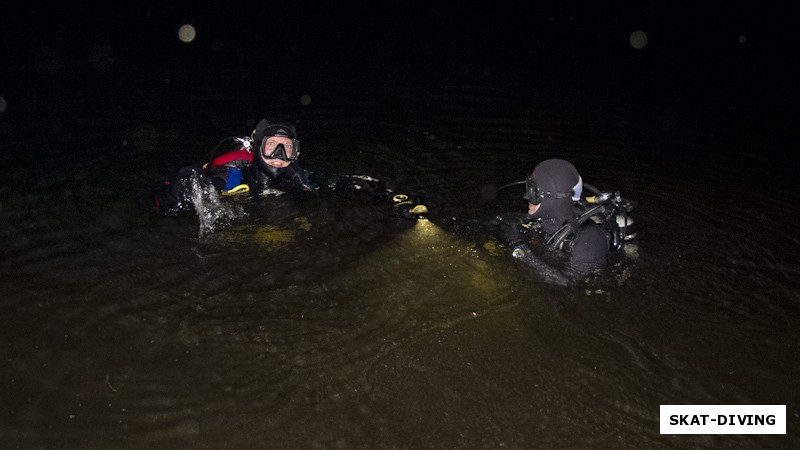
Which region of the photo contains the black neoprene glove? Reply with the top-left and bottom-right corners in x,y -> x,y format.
498,218 -> 528,249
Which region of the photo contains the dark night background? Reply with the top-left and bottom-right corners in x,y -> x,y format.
3,1 -> 798,116
3,1 -> 799,202
2,1 -> 800,449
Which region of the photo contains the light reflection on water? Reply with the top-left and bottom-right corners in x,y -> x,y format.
1,68 -> 799,449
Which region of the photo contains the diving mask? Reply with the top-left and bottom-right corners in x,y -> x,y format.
523,175 -> 575,204
261,138 -> 300,162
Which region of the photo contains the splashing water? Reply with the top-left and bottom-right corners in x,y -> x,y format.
186,175 -> 245,236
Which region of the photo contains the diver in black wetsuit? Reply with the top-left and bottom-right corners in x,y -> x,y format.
149,118 -> 427,220
495,158 -> 636,285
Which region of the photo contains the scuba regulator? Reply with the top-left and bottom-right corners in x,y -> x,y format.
547,184 -> 638,252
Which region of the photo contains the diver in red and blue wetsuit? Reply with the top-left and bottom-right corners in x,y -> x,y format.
151,118 -> 315,212
150,118 -> 427,220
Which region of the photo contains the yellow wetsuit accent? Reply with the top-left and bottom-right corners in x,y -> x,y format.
222,184 -> 250,195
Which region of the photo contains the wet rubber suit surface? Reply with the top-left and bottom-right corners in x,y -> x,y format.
495,158 -> 613,286
495,207 -> 611,286
150,141 -> 424,219
150,115 -> 427,218
150,156 -> 314,213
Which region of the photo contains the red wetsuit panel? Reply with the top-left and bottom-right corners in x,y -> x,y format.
210,148 -> 253,168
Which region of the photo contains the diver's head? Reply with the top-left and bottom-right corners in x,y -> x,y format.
523,159 -> 582,218
253,118 -> 300,169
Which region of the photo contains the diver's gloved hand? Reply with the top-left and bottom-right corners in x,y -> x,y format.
150,182 -> 180,212
498,219 -> 528,250
392,194 -> 428,220
150,165 -> 210,213
283,163 -> 319,192
301,178 -> 319,192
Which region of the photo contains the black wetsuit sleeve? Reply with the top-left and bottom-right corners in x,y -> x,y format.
207,158 -> 250,191
499,216 -> 608,286
310,173 -> 385,196
279,162 -> 317,191
307,172 -> 426,219
208,169 -> 229,191
150,165 -> 214,212
493,213 -> 535,249
243,162 -> 316,193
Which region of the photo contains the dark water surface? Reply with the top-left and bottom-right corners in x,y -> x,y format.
2,57 -> 799,449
